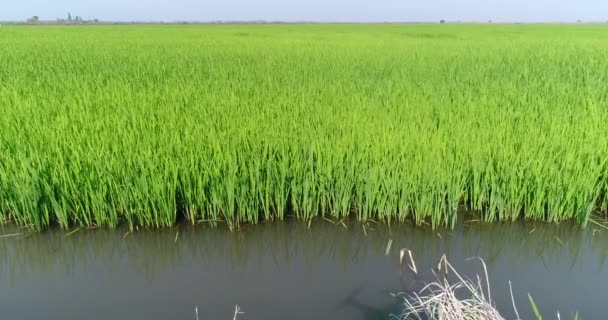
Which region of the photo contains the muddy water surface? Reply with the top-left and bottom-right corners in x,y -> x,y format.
1,221 -> 607,319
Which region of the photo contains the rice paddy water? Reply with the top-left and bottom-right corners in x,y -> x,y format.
1,25 -> 608,231
0,221 -> 606,319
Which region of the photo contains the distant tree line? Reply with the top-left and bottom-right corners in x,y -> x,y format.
56,12 -> 99,24
26,16 -> 39,23
25,12 -> 99,25
17,16 -> 608,25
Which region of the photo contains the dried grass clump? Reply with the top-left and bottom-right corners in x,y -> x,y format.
393,256 -> 514,320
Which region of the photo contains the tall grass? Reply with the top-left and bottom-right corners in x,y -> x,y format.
1,25 -> 607,230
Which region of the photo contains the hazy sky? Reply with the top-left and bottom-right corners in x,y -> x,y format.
2,0 -> 607,22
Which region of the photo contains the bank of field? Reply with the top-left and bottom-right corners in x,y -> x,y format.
1,25 -> 607,230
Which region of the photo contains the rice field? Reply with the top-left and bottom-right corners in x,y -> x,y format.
1,24 -> 608,231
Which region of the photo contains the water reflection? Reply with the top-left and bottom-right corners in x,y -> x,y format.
335,286 -> 391,320
1,220 -> 606,282
0,221 -> 607,320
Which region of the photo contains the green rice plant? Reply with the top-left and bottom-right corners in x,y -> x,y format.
0,24 -> 607,230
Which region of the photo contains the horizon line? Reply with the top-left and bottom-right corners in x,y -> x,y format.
2,20 -> 608,25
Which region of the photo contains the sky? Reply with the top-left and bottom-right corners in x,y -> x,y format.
1,0 -> 608,22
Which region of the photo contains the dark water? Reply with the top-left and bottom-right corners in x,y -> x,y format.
1,220 -> 607,320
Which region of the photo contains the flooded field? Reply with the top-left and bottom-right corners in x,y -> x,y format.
1,221 -> 607,319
